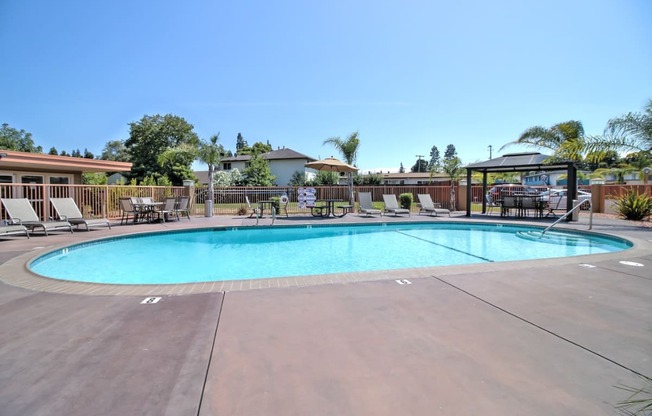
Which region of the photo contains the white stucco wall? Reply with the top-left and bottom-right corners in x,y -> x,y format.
269,159 -> 311,185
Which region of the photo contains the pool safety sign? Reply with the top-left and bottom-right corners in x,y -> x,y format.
297,187 -> 316,208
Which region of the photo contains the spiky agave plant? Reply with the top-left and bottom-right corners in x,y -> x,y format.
615,375 -> 652,415
613,189 -> 652,221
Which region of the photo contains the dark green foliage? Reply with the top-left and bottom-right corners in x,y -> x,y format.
243,155 -> 276,186
125,114 -> 199,185
614,189 -> 652,221
307,171 -> 339,186
269,196 -> 280,212
0,123 -> 42,152
289,171 -> 307,186
100,140 -> 130,161
411,158 -> 428,172
355,173 -> 383,185
399,193 -> 413,209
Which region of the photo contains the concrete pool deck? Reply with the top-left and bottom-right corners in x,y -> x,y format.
0,212 -> 650,415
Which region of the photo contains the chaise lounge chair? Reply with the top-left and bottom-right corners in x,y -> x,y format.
357,192 -> 382,217
417,194 -> 451,217
0,198 -> 73,235
0,224 -> 30,238
50,198 -> 111,231
382,194 -> 410,217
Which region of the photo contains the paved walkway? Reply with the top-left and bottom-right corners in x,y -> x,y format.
1,212 -> 651,415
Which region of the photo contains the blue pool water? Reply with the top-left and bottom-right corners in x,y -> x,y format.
29,223 -> 632,285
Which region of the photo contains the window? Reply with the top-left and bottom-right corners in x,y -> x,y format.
49,176 -> 70,184
223,162 -> 232,170
21,175 -> 43,184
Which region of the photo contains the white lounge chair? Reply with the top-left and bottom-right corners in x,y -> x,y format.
357,192 -> 382,217
417,194 -> 451,217
50,198 -> 111,231
0,198 -> 73,235
0,224 -> 30,238
382,194 -> 410,217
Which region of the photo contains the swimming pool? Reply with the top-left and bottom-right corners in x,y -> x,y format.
29,222 -> 632,285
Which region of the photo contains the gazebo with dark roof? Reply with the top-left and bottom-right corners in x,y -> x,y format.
464,152 -> 578,217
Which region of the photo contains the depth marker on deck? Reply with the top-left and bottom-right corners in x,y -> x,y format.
619,261 -> 644,267
141,297 -> 161,304
395,279 -> 412,285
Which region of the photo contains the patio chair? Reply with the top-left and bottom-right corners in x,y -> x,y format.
485,194 -> 500,215
382,194 -> 410,217
157,197 -> 179,222
50,198 -> 111,231
357,192 -> 382,217
0,198 -> 73,236
119,197 -> 139,225
173,196 -> 191,220
0,224 -> 30,238
417,194 -> 451,217
501,196 -> 517,217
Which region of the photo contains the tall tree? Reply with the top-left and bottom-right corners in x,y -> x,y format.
429,145 -> 441,171
411,157 -> 428,172
0,123 -> 42,152
100,140 -> 130,161
500,120 -> 585,162
48,147 -> 58,155
125,114 -> 199,185
444,144 -> 457,161
323,131 -> 360,205
236,133 -> 248,153
83,148 -> 94,159
399,162 -> 405,174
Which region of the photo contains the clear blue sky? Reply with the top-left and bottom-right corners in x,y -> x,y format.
1,0 -> 650,173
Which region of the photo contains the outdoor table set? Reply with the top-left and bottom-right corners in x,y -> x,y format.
311,199 -> 352,218
499,194 -> 546,218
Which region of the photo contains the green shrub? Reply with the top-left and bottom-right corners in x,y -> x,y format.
614,189 -> 652,221
399,193 -> 413,209
269,196 -> 280,212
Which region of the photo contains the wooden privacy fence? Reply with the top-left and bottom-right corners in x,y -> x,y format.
1,183 -> 650,221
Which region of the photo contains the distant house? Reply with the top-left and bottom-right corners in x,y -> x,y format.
196,147 -> 317,186
377,172 -> 452,185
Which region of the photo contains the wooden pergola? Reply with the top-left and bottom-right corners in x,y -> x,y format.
464,152 -> 578,218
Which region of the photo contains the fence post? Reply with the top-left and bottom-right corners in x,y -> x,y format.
590,184 -> 604,213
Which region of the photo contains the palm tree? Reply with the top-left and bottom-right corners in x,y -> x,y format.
585,99 -> 652,160
442,156 -> 463,211
583,100 -> 652,184
197,134 -> 223,216
500,120 -> 586,162
323,131 -> 360,205
158,133 -> 223,217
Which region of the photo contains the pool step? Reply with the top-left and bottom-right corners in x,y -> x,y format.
515,230 -> 593,246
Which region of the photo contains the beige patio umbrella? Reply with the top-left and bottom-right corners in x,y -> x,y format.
305,157 -> 358,202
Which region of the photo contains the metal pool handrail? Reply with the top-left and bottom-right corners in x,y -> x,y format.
542,199 -> 592,235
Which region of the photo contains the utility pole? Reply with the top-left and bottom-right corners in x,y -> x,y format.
487,145 -> 493,159
415,155 -> 424,172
